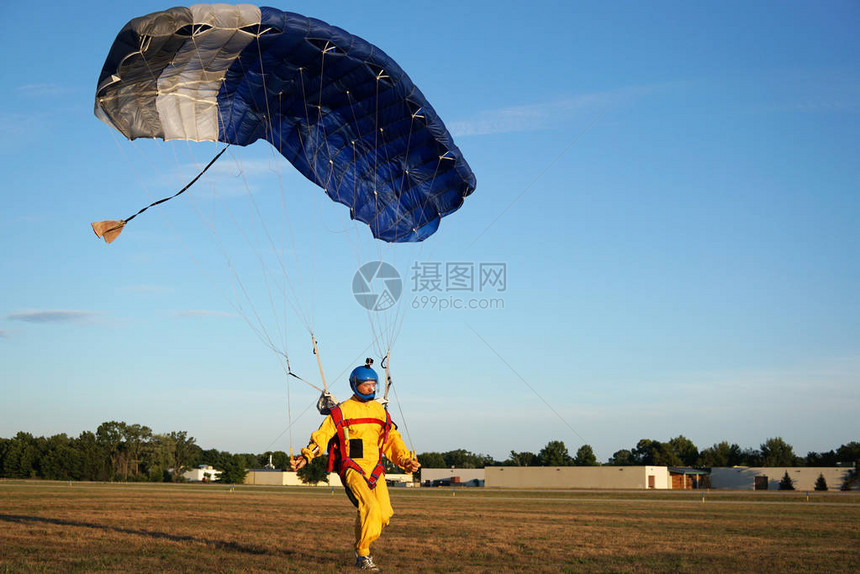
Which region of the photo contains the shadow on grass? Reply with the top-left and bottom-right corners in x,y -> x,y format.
0,513 -> 292,557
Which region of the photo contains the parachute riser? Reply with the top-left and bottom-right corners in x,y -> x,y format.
381,350 -> 392,410
381,351 -> 416,457
311,334 -> 328,393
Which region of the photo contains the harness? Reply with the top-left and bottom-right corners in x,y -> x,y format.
326,405 -> 393,491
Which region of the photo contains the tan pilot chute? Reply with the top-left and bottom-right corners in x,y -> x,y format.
91,220 -> 126,244
90,146 -> 228,245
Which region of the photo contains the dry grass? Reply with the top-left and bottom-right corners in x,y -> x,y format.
0,481 -> 857,573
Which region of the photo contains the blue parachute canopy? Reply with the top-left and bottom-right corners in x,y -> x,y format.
95,4 -> 475,243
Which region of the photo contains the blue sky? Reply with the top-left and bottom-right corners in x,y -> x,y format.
1,1 -> 858,463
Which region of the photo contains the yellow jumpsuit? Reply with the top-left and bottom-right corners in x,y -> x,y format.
302,397 -> 412,557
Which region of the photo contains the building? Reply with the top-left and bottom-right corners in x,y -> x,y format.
182,465 -> 222,482
244,469 -> 317,486
386,473 -> 417,487
241,465 -> 853,490
485,466 -> 672,489
669,467 -> 710,489
708,466 -> 850,491
244,469 -> 415,487
421,468 -> 486,487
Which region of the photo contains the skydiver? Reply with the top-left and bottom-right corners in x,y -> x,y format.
290,362 -> 420,571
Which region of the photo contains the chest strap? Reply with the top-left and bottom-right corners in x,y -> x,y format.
327,405 -> 392,490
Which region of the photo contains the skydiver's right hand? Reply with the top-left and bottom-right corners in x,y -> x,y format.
290,455 -> 307,471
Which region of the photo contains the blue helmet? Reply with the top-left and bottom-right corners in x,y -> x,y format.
349,364 -> 379,401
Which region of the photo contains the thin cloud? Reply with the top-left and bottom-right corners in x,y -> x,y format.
0,329 -> 10,338
7,310 -> 101,324
211,157 -> 289,178
122,284 -> 175,295
116,147 -> 285,205
16,83 -> 72,97
608,357 -> 860,421
767,99 -> 860,114
0,113 -> 48,149
450,86 -> 656,137
172,156 -> 292,201
173,309 -> 236,319
753,68 -> 860,114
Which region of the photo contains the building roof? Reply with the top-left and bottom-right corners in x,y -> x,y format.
668,467 -> 710,475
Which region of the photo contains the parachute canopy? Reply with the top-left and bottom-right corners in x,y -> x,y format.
95,4 -> 476,243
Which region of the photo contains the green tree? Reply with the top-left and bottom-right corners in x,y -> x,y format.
573,445 -> 599,466
217,455 -> 249,484
698,442 -> 744,467
297,455 -> 330,485
631,440 -> 653,465
2,432 -> 41,478
761,437 -> 797,467
259,450 -> 290,469
0,438 -> 9,477
40,434 -> 83,481
632,439 -> 658,465
741,447 -> 763,466
632,439 -> 681,466
668,435 -> 699,466
169,431 -> 199,481
273,450 -> 291,469
96,421 -> 127,481
417,452 -> 446,469
74,431 -> 109,481
123,424 -> 152,480
836,442 -> 860,469
778,471 -> 795,490
144,434 -> 177,482
199,448 -> 231,470
814,473 -> 828,491
653,444 -> 682,466
805,450 -> 837,466
442,449 -> 472,468
506,451 -> 539,466
440,449 -> 494,469
607,449 -> 634,466
538,441 -> 572,466
237,453 -> 260,470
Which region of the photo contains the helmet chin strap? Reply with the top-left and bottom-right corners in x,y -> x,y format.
354,389 -> 376,401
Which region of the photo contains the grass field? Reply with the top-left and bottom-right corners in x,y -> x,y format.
1,480 -> 858,573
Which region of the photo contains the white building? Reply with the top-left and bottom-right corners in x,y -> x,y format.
182,465 -> 222,482
708,466 -> 850,491
245,469 -> 336,486
486,466 -> 672,489
244,469 -> 415,487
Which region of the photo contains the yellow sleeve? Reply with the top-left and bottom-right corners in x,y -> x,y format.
302,415 -> 337,462
382,424 -> 413,470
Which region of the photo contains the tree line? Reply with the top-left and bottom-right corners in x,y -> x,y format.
1,423 -> 857,488
0,421 -> 265,484
506,435 -> 860,468
419,437 -> 860,470
419,438 -> 859,490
